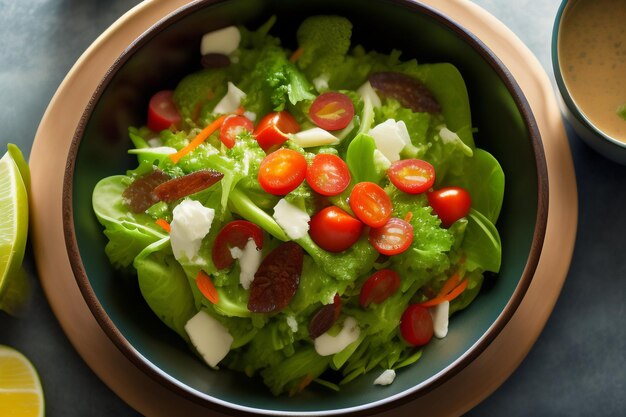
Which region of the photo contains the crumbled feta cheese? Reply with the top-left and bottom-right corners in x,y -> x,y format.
313,74 -> 330,91
357,81 -> 382,108
373,369 -> 396,386
438,126 -> 473,157
369,119 -> 411,162
430,300 -> 450,339
213,82 -> 246,114
290,127 -> 340,148
200,26 -> 240,56
185,310 -> 233,369
373,149 -> 391,170
314,317 -> 360,356
272,199 -> 310,239
228,238 -> 262,290
170,200 -> 214,262
243,111 -> 257,122
147,138 -> 163,148
286,315 -> 298,333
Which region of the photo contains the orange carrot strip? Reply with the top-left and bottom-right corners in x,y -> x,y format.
420,279 -> 468,308
169,114 -> 227,164
196,270 -> 219,304
437,273 -> 461,297
155,218 -> 171,233
234,106 -> 245,116
404,211 -> 413,222
289,47 -> 304,63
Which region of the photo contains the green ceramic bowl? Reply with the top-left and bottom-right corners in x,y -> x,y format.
64,0 -> 547,414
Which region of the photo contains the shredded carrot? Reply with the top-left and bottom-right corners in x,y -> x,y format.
404,211 -> 413,222
420,279 -> 468,308
234,106 -> 245,116
437,273 -> 461,297
155,218 -> 171,233
289,373 -> 314,396
196,270 -> 219,304
169,114 -> 227,164
289,47 -> 304,63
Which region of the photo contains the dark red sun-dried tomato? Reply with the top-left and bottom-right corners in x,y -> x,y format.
368,72 -> 441,113
153,169 -> 224,202
308,294 -> 342,339
123,169 -> 171,213
247,242 -> 303,313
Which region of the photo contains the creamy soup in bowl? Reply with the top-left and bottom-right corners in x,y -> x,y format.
553,0 -> 626,163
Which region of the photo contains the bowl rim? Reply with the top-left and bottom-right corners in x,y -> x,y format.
62,0 -> 549,415
551,0 -> 626,150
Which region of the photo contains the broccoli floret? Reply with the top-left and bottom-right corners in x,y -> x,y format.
295,15 -> 353,81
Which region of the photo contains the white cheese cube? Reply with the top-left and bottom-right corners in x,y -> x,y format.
290,127 -> 340,148
185,310 -> 233,369
369,119 -> 411,162
228,238 -> 262,290
373,369 -> 396,386
170,199 -> 214,263
213,82 -> 246,115
200,26 -> 241,56
272,199 -> 310,240
314,316 -> 360,356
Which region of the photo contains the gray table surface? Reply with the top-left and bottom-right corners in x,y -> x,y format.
1,0 -> 624,416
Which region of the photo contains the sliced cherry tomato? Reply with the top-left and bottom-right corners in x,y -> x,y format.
309,92 -> 355,131
427,186 -> 472,228
359,269 -> 401,307
309,206 -> 363,252
212,220 -> 264,270
253,111 -> 300,152
258,149 -> 307,195
349,182 -> 393,228
305,154 -> 351,196
387,159 -> 435,194
219,115 -> 254,148
147,90 -> 181,132
400,304 -> 434,346
369,217 -> 414,256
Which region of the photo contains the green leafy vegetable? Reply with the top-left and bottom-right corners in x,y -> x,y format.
462,209 -> 502,273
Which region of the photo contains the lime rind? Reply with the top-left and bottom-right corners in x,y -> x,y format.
7,143 -> 31,193
0,149 -> 30,314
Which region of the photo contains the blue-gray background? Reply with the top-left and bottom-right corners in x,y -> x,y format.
0,0 -> 624,415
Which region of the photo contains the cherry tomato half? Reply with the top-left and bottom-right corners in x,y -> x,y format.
309,206 -> 364,252
258,148 -> 307,195
427,186 -> 472,228
305,154 -> 351,196
387,159 -> 435,194
359,269 -> 401,307
349,182 -> 393,228
309,92 -> 355,131
212,220 -> 264,270
147,90 -> 181,132
219,115 -> 254,148
400,304 -> 434,346
253,111 -> 301,152
369,217 -> 414,256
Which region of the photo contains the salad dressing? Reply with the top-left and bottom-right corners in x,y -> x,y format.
558,0 -> 626,141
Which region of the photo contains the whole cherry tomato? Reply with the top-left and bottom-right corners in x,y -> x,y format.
309,206 -> 363,252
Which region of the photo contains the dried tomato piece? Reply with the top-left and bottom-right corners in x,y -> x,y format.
122,169 -> 171,213
308,294 -> 342,339
201,53 -> 231,69
247,241 -> 303,313
153,169 -> 224,202
368,72 -> 441,113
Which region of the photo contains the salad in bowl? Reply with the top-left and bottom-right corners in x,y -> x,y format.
92,15 -> 503,396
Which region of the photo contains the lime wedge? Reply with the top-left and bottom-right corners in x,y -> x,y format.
7,144 -> 30,192
0,345 -> 45,417
0,147 -> 30,315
